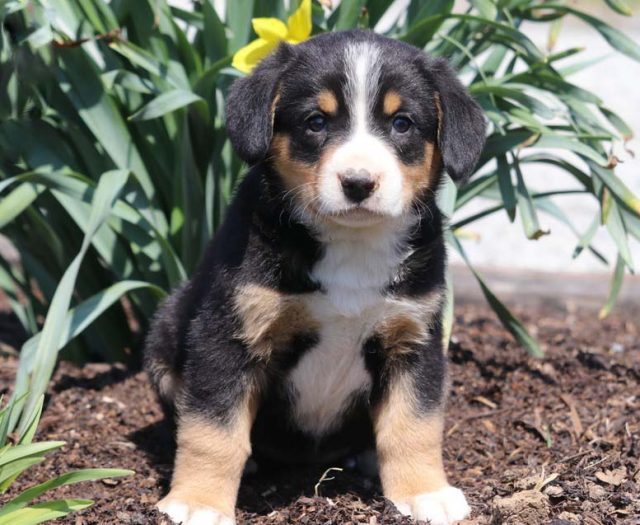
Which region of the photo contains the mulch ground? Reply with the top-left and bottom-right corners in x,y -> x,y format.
1,301 -> 639,524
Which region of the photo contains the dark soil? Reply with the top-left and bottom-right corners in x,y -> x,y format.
1,301 -> 639,524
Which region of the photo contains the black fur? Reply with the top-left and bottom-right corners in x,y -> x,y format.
421,56 -> 486,184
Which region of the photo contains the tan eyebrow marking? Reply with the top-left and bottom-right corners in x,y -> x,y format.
383,90 -> 403,115
317,89 -> 339,115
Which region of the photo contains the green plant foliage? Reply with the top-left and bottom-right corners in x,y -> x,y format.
0,0 -> 638,436
0,395 -> 132,525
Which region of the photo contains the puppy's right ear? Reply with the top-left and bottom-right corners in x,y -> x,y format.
226,44 -> 294,165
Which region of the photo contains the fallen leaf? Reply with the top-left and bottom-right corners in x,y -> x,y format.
595,467 -> 627,486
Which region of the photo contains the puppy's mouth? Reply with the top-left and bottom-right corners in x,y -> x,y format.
324,207 -> 387,227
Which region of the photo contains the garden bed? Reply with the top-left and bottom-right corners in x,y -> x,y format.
1,301 -> 638,524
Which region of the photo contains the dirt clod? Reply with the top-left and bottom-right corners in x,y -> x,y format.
491,490 -> 550,524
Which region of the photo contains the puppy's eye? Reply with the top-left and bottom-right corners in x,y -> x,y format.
307,114 -> 327,133
392,115 -> 412,134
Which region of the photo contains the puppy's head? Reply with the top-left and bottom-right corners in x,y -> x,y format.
226,30 -> 485,228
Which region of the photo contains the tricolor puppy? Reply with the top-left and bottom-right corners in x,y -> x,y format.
146,29 -> 485,525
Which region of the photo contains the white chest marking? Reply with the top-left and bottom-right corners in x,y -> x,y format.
288,219 -> 414,437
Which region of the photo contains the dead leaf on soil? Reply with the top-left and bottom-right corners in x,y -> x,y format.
560,393 -> 584,436
595,467 -> 627,486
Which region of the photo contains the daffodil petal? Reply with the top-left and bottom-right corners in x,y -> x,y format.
252,17 -> 288,41
232,38 -> 278,73
287,0 -> 312,42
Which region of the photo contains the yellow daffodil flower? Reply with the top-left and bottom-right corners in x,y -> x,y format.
232,0 -> 312,74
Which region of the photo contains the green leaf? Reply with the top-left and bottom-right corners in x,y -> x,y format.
513,157 -> 548,240
0,499 -> 94,525
497,155 -> 516,221
470,0 -> 497,20
599,254 -> 626,319
0,469 -> 133,515
604,0 -> 633,17
589,163 -> 640,217
534,135 -> 608,166
573,215 -> 601,260
17,396 -> 43,446
604,199 -> 634,271
202,0 -> 227,64
0,442 -> 65,469
56,49 -> 157,203
16,170 -> 129,434
0,458 -> 44,491
333,0 -> 367,30
227,0 -> 256,52
399,15 -> 446,47
109,41 -> 189,90
0,183 -> 43,229
531,4 -> 640,62
478,129 -> 536,168
129,90 -> 205,121
449,234 -> 543,357
600,107 -> 633,140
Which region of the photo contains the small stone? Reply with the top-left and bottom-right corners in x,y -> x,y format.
587,481 -> 608,501
557,512 -> 580,524
543,485 -> 564,497
610,342 -> 625,353
491,490 -> 550,524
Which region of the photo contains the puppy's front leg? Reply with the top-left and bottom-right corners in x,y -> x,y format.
372,373 -> 470,525
157,393 -> 256,525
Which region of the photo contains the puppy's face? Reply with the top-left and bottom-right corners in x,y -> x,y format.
226,31 -> 486,228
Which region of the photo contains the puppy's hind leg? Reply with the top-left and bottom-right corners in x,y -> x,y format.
144,285 -> 191,420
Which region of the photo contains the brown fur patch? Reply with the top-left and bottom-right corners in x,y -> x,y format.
399,142 -> 442,205
373,375 -> 448,500
234,283 -> 317,360
377,315 -> 429,356
383,90 -> 403,115
376,292 -> 443,357
161,393 -> 258,517
270,134 -> 337,216
317,89 -> 338,115
271,134 -> 317,197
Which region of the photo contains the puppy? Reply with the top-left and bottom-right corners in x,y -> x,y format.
145,29 -> 485,525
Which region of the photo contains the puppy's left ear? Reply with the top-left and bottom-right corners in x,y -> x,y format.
427,57 -> 486,185
226,44 -> 294,165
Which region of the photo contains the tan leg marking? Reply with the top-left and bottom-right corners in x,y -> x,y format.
317,89 -> 338,115
233,283 -> 317,360
373,374 -> 448,501
383,90 -> 403,115
165,393 -> 258,518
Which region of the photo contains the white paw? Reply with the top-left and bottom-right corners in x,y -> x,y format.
157,498 -> 235,525
391,486 -> 470,525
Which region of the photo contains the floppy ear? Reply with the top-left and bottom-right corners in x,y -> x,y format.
226,44 -> 294,165
428,57 -> 486,185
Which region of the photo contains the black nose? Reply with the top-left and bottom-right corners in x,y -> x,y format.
340,169 -> 376,203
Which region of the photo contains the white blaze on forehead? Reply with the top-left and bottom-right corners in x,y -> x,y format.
310,40 -> 407,221
344,42 -> 382,134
